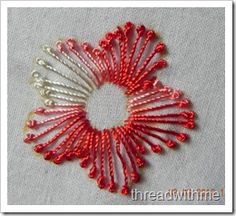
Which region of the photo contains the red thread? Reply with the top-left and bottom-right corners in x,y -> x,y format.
24,22 -> 196,196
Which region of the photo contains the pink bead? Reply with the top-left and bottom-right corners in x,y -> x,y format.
66,38 -> 77,49
170,90 -> 182,99
34,107 -> 45,114
27,120 -> 38,128
178,99 -> 190,108
81,42 -> 90,51
56,42 -> 66,53
92,48 -> 102,56
181,111 -> 195,119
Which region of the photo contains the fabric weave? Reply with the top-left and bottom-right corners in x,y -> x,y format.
8,7 -> 225,205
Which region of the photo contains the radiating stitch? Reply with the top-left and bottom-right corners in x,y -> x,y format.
23,22 -> 195,195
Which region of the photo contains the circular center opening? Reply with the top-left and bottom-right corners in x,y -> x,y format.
86,83 -> 128,130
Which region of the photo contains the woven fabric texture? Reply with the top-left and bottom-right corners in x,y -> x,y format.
8,7 -> 225,205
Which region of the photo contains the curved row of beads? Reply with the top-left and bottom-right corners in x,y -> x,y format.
24,22 -> 195,195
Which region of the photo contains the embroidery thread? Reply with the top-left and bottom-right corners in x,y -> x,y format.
24,22 -> 195,195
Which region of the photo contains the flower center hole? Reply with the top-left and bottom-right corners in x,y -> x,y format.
86,84 -> 128,130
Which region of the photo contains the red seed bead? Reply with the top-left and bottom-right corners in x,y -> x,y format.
108,181 -> 116,192
136,25 -> 145,36
53,154 -> 65,165
151,144 -> 163,154
114,27 -> 124,40
80,156 -> 89,168
24,133 -> 36,143
188,111 -> 195,119
34,107 -> 45,114
121,185 -> 130,195
33,144 -> 44,153
124,21 -> 133,30
136,144 -> 146,154
44,150 -> 56,160
66,38 -> 77,49
27,120 -> 38,129
166,140 -> 176,148
142,80 -> 153,90
155,42 -> 166,53
146,30 -> 156,40
181,111 -> 195,119
97,175 -> 106,189
124,21 -> 133,35
184,121 -> 195,129
176,133 -> 188,142
155,59 -> 168,69
131,171 -> 140,183
170,90 -> 182,99
99,39 -> 109,49
105,32 -> 114,41
88,166 -> 97,178
136,156 -> 145,167
178,99 -> 190,108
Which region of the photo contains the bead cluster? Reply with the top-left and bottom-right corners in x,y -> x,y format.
24,22 -> 195,195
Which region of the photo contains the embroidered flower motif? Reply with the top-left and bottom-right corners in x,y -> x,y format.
24,22 -> 195,195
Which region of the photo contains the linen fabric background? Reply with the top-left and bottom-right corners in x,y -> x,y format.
8,7 -> 225,205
